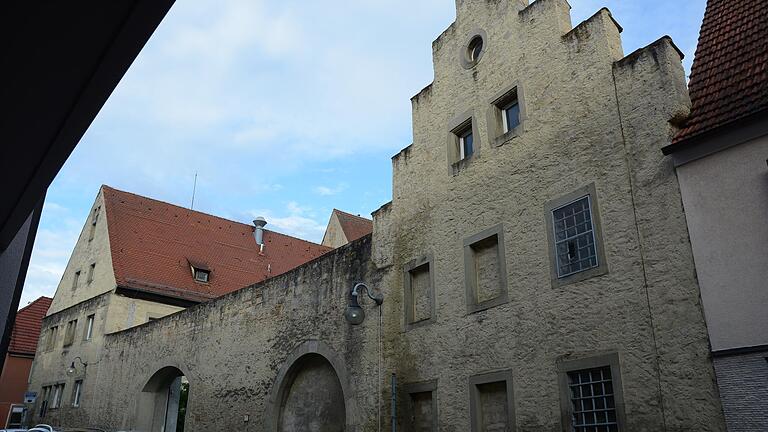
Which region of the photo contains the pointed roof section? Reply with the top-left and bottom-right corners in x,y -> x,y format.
102,186 -> 331,303
9,296 -> 52,356
666,0 -> 768,151
333,209 -> 373,243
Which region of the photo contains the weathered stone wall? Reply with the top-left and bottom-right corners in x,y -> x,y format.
83,237 -> 385,431
27,1 -> 727,431
712,351 -> 768,432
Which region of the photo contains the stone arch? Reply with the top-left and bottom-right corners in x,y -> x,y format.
135,364 -> 191,432
268,340 -> 356,432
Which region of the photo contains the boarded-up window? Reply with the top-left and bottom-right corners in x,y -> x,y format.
63,320 -> 77,346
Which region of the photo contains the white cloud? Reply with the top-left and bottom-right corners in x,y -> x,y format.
248,201 -> 327,243
313,183 -> 347,196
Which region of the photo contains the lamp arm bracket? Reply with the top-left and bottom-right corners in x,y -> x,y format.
352,282 -> 384,305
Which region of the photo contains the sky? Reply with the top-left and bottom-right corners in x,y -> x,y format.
20,0 -> 708,307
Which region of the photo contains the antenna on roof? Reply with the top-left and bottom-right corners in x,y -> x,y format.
190,172 -> 198,210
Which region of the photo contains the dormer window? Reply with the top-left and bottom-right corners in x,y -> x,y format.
193,268 -> 210,283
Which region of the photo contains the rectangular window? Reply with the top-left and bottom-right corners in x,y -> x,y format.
72,380 -> 83,407
193,268 -> 210,283
469,371 -> 515,432
87,262 -> 96,283
463,224 -> 508,313
72,270 -> 81,290
7,405 -> 25,428
403,380 -> 438,432
558,354 -> 625,432
501,99 -> 520,133
553,196 -> 598,277
40,386 -> 50,417
88,206 -> 100,241
51,384 -> 64,409
63,319 -> 77,346
545,183 -> 608,287
46,326 -> 58,350
404,256 -> 435,330
84,314 -> 95,340
457,123 -> 474,160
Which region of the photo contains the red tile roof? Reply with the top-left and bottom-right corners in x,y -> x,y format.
102,186 -> 331,302
8,296 -> 52,356
667,0 -> 768,151
333,209 -> 373,243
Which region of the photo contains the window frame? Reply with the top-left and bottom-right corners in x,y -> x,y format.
46,326 -> 58,351
447,111 -> 480,174
463,224 -> 509,314
72,380 -> 83,407
487,83 -> 526,147
88,206 -> 100,241
63,319 -> 77,347
557,353 -> 626,432
468,370 -> 516,432
84,314 -> 95,341
403,255 -> 436,330
50,383 -> 64,409
402,379 -> 438,432
544,183 -> 608,288
87,262 -> 96,284
193,268 -> 210,283
72,270 -> 81,290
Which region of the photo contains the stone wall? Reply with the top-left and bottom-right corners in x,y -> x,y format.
27,1 -> 727,430
713,351 -> 768,432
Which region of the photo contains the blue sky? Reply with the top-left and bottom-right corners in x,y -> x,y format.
20,0 -> 707,307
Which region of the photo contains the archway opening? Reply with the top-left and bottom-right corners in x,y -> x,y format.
136,366 -> 189,432
278,353 -> 346,432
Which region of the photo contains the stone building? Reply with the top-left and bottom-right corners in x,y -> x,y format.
27,185 -> 329,426
661,0 -> 768,430
27,0 -> 728,430
322,209 -> 373,249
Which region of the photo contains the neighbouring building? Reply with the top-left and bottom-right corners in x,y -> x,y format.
0,296 -> 51,428
661,0 -> 768,430
27,185 -> 329,426
321,209 -> 373,248
27,0 -> 729,430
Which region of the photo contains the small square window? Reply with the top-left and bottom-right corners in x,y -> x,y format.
469,371 -> 515,432
403,380 -> 438,432
193,268 -> 210,283
558,354 -> 625,432
545,183 -> 608,287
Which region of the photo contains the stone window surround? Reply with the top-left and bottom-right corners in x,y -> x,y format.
487,82 -> 527,147
557,353 -> 626,432
83,313 -> 95,341
468,369 -> 516,432
460,29 -> 488,69
544,183 -> 608,288
463,224 -> 509,314
403,254 -> 436,330
402,379 -> 438,432
447,110 -> 481,175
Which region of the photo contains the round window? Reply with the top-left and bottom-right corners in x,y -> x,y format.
468,36 -> 484,62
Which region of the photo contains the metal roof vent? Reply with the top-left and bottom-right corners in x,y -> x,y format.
253,217 -> 267,250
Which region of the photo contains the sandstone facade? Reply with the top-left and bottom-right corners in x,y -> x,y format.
27,1 -> 726,430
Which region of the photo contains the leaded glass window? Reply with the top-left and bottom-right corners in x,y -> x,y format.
552,196 -> 598,278
567,366 -> 618,432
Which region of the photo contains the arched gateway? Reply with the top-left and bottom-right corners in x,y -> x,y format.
269,341 -> 354,432
136,366 -> 190,432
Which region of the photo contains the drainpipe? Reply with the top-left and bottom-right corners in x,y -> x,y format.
391,373 -> 397,432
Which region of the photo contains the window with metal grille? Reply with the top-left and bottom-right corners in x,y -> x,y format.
193,268 -> 210,283
567,366 -> 618,432
552,196 -> 598,277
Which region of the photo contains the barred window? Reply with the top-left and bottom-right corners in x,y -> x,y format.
553,196 -> 597,277
567,366 -> 618,432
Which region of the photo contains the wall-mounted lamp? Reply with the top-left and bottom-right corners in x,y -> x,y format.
344,282 -> 383,325
66,356 -> 88,376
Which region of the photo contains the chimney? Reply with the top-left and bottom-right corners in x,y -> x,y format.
253,217 -> 267,250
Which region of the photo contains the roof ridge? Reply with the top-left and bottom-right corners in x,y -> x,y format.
16,296 -> 53,314
333,208 -> 372,222
102,185 -> 327,247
